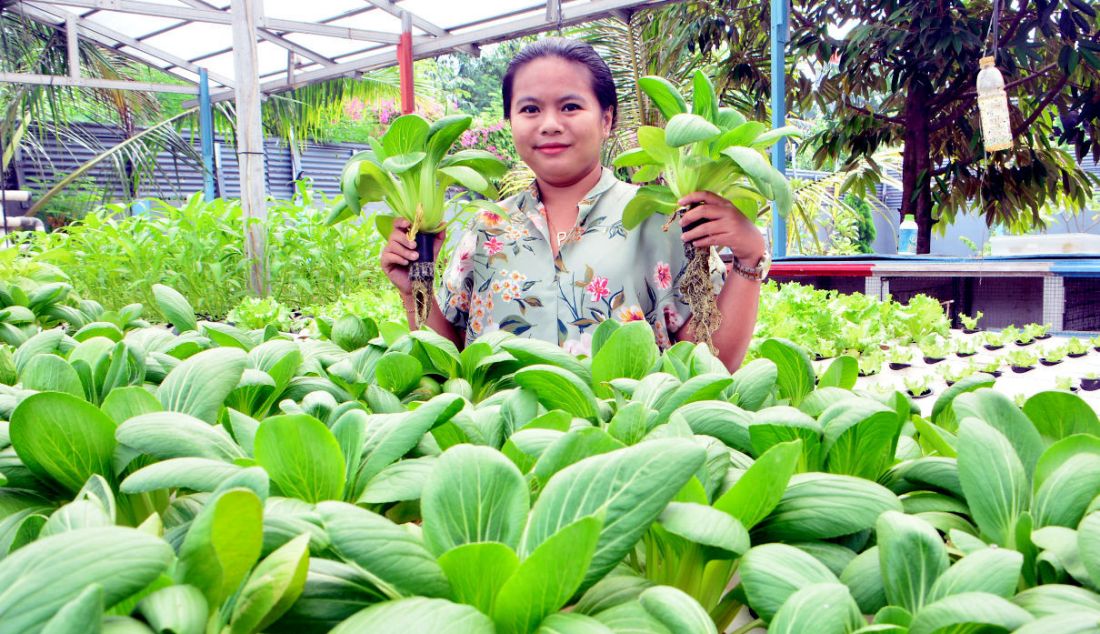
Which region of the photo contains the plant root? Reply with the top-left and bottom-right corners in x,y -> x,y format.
409,264 -> 434,329
677,206 -> 720,355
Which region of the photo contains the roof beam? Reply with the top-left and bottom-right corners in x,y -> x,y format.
0,71 -> 199,93
13,1 -> 234,87
361,0 -> 478,57
28,0 -> 401,43
191,0 -> 683,105
176,0 -> 337,67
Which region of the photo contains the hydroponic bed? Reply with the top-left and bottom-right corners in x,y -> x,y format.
0,278 -> 1098,633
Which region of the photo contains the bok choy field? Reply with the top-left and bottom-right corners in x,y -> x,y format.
0,276 -> 1098,634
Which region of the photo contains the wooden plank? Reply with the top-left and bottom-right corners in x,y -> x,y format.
231,0 -> 268,296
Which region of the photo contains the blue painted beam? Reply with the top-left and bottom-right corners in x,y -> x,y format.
199,68 -> 216,202
770,0 -> 789,258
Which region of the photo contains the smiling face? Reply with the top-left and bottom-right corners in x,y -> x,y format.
508,56 -> 614,188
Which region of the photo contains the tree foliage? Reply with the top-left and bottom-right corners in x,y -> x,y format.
791,0 -> 1100,252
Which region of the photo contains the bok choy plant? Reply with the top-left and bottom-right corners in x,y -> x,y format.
613,71 -> 797,352
328,113 -> 507,327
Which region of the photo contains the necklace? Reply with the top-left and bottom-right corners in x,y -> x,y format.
543,207 -> 570,246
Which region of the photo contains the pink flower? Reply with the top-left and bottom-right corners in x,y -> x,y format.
562,332 -> 594,357
586,276 -> 610,303
485,237 -> 504,256
654,261 -> 672,290
663,305 -> 683,331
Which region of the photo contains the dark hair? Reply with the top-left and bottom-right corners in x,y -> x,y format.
502,37 -> 618,126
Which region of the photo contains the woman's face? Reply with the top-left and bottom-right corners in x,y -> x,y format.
509,56 -> 613,187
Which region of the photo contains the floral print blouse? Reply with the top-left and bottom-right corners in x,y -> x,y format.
436,168 -> 727,355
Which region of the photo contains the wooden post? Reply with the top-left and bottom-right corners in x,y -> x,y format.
231,0 -> 268,296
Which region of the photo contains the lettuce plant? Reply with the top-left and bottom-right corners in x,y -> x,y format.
612,71 -> 796,351
329,113 -> 507,326
958,311 -> 983,331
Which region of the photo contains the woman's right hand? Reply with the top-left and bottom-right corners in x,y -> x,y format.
381,218 -> 447,297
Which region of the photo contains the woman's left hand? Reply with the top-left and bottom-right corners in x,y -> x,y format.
678,191 -> 767,266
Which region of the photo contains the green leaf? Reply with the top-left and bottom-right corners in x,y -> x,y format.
120,457 -> 242,494
137,585 -> 207,634
591,321 -> 659,398
152,284 -> 197,332
611,147 -> 657,168
0,527 -> 172,632
657,502 -> 749,557
357,456 -> 435,504
175,488 -> 264,606
1033,435 -> 1100,528
427,114 -> 473,163
494,515 -> 602,634
157,347 -> 247,424
930,373 -> 995,427
955,388 -> 1044,478
375,352 -> 422,396
689,70 -> 717,123
351,395 -> 464,499
715,122 -> 767,151
42,583 -> 103,634
957,417 -> 1030,547
876,511 -> 948,613
101,385 -> 162,425
756,473 -> 902,541
820,397 -> 900,479
330,598 -> 494,634
907,592 -> 1034,634
721,146 -> 779,197
421,444 -> 529,556
255,414 -> 345,503
593,601 -> 671,633
20,354 -> 84,398
523,440 -> 705,592
440,165 -> 494,197
638,585 -> 716,634
381,113 -> 430,156
1024,391 -> 1100,445
749,406 -> 823,471
818,355 -> 857,389
13,329 -> 64,374
928,547 -> 1022,601
438,542 -> 519,616
1013,614 -> 1100,634
318,501 -> 450,598
500,338 -> 591,385
740,543 -> 839,622
622,185 -> 677,230
10,392 -> 117,493
713,439 -> 801,529
228,533 -> 311,633
1081,512 -> 1100,589
635,126 -> 675,164
533,428 -> 625,484
768,583 -> 862,634
674,401 -> 753,453
637,76 -> 687,121
728,358 -> 777,411
536,613 -> 613,634
841,547 -> 886,614
115,412 -> 244,462
759,339 -> 814,406
1012,584 -> 1100,619
664,113 -> 721,147
514,364 -> 600,421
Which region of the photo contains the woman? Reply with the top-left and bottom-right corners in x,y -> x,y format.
381,38 -> 766,372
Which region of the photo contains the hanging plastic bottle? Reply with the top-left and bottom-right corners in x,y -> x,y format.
977,56 -> 1013,152
898,214 -> 917,255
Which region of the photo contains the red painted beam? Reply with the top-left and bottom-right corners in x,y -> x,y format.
398,31 -> 414,115
768,262 -> 874,277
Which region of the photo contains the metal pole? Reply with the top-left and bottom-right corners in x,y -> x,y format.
66,15 -> 80,79
770,0 -> 789,258
231,0 -> 268,296
198,68 -> 216,202
398,10 -> 414,114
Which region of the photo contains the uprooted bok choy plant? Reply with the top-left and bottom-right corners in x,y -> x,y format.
328,113 -> 508,327
612,70 -> 797,352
